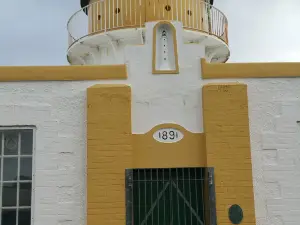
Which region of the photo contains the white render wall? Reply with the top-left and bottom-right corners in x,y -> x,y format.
1,80 -> 300,225
0,83 -> 88,225
247,80 -> 300,225
0,21 -> 300,225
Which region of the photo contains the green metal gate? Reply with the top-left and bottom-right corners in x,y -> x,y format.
126,168 -> 216,225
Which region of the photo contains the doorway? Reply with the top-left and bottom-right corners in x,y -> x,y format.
125,168 -> 217,225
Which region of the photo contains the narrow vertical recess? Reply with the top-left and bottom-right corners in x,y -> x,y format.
152,21 -> 179,74
87,84 -> 133,225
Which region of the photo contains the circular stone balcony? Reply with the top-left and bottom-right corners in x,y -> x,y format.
67,0 -> 229,65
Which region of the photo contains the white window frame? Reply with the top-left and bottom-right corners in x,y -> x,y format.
0,126 -> 36,225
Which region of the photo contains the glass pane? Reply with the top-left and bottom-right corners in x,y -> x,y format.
2,183 -> 17,207
18,209 -> 31,225
20,157 -> 32,181
0,132 -> 2,155
21,130 -> 33,155
3,158 -> 18,181
19,183 -> 32,206
4,131 -> 19,155
1,209 -> 16,225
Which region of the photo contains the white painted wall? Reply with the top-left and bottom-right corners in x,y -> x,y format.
130,22 -> 206,134
0,83 -> 89,225
247,80 -> 300,225
0,21 -> 300,225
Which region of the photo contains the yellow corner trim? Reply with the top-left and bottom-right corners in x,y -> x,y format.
86,83 -> 132,225
88,84 -> 130,89
202,82 -> 256,224
0,64 -> 127,81
152,21 -> 179,74
202,82 -> 245,88
201,58 -> 300,79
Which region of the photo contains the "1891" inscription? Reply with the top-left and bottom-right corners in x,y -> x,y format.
153,128 -> 184,143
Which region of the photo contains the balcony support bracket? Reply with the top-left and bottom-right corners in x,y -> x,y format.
206,50 -> 217,62
105,33 -> 119,62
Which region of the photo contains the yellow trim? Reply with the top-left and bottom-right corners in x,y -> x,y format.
87,84 -> 132,225
133,123 -> 206,168
152,21 -> 179,74
83,0 -> 228,44
201,58 -> 300,79
0,64 -> 127,81
202,83 -> 256,225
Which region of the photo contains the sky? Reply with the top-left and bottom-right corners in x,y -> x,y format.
0,0 -> 299,65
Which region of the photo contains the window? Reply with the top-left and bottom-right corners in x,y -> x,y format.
0,128 -> 34,225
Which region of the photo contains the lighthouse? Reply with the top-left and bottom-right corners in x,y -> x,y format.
67,1 -> 253,225
67,0 -> 229,65
2,0 -> 300,225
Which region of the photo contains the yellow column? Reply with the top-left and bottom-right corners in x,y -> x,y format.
203,83 -> 256,225
87,84 -> 132,225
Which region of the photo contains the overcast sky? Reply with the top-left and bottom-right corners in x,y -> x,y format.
0,0 -> 299,65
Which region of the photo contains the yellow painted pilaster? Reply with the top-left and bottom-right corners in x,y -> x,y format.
203,83 -> 256,225
87,84 -> 132,225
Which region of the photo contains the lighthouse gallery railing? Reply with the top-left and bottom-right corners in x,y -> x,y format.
67,0 -> 228,48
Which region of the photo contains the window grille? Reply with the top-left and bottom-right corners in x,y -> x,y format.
0,128 -> 35,225
126,167 -> 216,225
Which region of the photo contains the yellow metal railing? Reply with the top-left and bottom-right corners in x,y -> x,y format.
67,0 -> 228,47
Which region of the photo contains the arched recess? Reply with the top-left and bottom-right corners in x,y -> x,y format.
152,21 -> 179,74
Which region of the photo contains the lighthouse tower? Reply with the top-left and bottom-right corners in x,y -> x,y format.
1,1 -> 300,225
66,1 -> 256,225
67,0 -> 229,65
